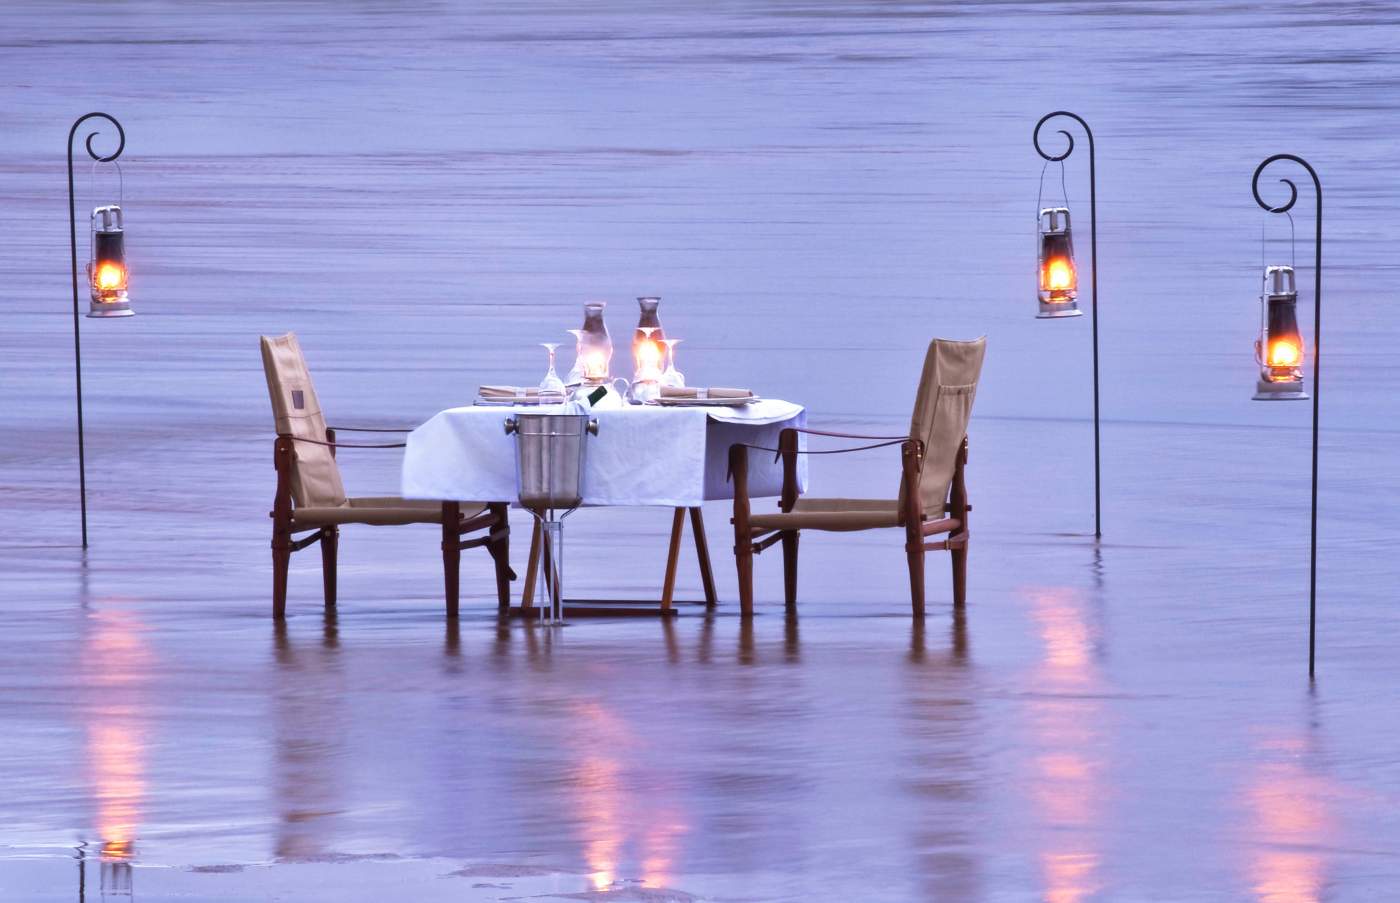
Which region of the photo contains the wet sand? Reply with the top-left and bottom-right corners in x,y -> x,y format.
3,1 -> 1400,900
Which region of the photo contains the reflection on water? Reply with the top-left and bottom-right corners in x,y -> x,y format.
81,605 -> 149,899
565,696 -> 689,890
271,617 -> 347,861
1025,587 -> 1106,903
1243,734 -> 1335,903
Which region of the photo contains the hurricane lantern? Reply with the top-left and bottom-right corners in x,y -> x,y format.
1036,206 -> 1080,319
87,204 -> 131,318
577,301 -> 613,384
1252,265 -> 1307,401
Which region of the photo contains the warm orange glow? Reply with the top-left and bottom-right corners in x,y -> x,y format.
1025,588 -> 1103,903
1244,742 -> 1335,903
1268,340 -> 1300,368
85,608 -> 150,862
635,339 -> 663,378
95,261 -> 126,291
1044,257 -> 1074,292
582,350 -> 609,381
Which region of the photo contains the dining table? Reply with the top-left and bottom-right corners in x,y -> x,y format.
401,398 -> 807,616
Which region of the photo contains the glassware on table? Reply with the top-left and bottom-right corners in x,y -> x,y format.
571,302 -> 628,408
660,338 -> 685,388
565,328 -> 584,385
630,326 -> 663,403
539,343 -> 566,399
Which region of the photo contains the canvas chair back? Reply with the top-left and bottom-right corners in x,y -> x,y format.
901,337 -> 986,513
260,333 -> 348,509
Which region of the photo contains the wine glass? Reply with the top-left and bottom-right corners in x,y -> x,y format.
539,343 -> 566,398
565,328 -> 584,384
661,338 -> 685,388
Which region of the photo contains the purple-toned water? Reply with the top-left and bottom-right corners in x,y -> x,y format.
3,1 -> 1400,899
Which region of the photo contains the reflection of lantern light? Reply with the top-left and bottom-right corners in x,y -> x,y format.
1253,265 -> 1308,401
1036,206 -> 1080,319
87,205 -> 132,318
577,302 -> 613,384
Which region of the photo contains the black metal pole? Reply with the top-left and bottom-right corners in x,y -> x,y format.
1252,154 -> 1322,679
1034,111 -> 1101,538
67,113 -> 125,549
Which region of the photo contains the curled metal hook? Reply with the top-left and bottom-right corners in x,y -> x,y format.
1033,111 -> 1090,162
70,112 -> 126,164
1252,154 -> 1318,215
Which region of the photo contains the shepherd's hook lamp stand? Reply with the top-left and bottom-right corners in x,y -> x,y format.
1033,110 -> 1101,538
68,112 -> 130,549
1251,154 -> 1323,679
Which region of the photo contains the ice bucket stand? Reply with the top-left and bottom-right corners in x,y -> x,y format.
505,412 -> 597,624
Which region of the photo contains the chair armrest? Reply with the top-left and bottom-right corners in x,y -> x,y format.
792,427 -> 907,441
325,425 -> 414,433
292,435 -> 406,450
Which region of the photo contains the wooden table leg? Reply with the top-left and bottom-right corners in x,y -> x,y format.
660,507 -> 686,612
689,507 -> 718,608
521,519 -> 541,612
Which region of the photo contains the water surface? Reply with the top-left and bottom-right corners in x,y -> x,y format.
3,1 -> 1400,899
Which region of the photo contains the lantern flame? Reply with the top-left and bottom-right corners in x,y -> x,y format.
582,350 -> 609,381
95,262 -> 126,292
1268,340 -> 1300,368
636,339 -> 663,379
1045,257 -> 1074,292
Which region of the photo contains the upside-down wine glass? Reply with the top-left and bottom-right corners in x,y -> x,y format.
539,343 -> 566,398
661,338 -> 685,388
565,328 -> 584,384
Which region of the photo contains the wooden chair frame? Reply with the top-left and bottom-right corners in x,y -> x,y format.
728,426 -> 970,618
270,425 -> 514,620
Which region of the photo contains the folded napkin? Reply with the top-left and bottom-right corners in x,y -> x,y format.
660,386 -> 754,400
479,385 -> 552,399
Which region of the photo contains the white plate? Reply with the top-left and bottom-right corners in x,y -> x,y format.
651,396 -> 759,408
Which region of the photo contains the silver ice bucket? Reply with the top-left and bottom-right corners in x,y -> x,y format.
504,412 -> 599,511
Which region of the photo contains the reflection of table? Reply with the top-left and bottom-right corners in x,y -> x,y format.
402,400 -> 806,615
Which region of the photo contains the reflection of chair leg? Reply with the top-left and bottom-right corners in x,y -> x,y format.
950,539 -> 968,606
521,519 -> 541,611
320,526 -> 339,610
442,502 -> 461,619
781,530 -> 799,609
689,507 -> 719,608
487,503 -> 512,612
661,508 -> 686,611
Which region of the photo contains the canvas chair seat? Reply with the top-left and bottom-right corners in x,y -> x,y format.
749,498 -> 901,532
748,498 -> 962,533
288,498 -> 487,530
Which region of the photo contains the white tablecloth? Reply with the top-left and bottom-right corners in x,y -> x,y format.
401,399 -> 807,507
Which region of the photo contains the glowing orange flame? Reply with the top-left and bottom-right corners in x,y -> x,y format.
94,262 -> 126,291
1044,257 -> 1075,292
582,350 -> 609,381
635,339 -> 663,378
1268,340 -> 1300,368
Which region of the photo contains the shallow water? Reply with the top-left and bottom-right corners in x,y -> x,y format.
3,1 -> 1400,900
